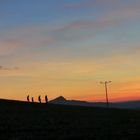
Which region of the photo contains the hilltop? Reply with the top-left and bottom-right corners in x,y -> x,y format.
0,99 -> 140,139
50,96 -> 140,109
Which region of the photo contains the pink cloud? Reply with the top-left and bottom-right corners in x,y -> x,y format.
55,2 -> 140,34
0,39 -> 24,55
64,0 -> 121,9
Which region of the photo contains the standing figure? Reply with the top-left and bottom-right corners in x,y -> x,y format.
32,97 -> 34,102
27,95 -> 30,102
45,95 -> 48,103
38,95 -> 41,103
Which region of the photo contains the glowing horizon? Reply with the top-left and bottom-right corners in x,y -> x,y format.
0,0 -> 140,102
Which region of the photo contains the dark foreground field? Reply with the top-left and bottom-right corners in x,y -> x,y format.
0,99 -> 140,140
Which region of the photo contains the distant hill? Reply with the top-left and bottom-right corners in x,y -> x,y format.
49,96 -> 140,109
111,100 -> 140,109
49,96 -> 99,106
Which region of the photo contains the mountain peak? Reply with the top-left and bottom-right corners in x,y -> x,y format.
55,96 -> 66,101
49,96 -> 67,103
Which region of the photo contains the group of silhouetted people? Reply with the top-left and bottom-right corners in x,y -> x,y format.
27,95 -> 48,103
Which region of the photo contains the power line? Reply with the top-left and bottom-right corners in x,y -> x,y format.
100,81 -> 111,108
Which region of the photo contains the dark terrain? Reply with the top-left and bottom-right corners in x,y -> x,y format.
0,99 -> 140,140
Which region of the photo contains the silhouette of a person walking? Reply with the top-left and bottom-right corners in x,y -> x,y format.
32,97 -> 34,102
38,95 -> 41,103
45,95 -> 48,103
27,95 -> 30,102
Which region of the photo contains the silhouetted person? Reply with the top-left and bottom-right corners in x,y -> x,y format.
38,95 -> 41,103
45,95 -> 48,103
32,97 -> 34,102
27,95 -> 30,102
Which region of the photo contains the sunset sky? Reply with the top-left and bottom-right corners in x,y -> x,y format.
0,0 -> 140,102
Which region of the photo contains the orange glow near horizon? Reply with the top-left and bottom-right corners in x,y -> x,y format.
0,58 -> 140,102
0,76 -> 140,102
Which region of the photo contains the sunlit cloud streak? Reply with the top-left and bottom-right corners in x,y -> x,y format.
0,65 -> 19,71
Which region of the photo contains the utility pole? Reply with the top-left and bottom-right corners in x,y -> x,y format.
100,81 -> 111,108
